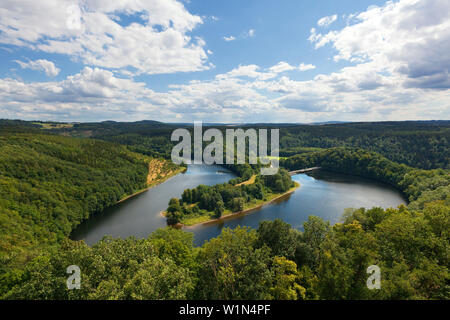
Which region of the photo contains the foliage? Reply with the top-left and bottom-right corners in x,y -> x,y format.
166,169 -> 295,225
4,235 -> 195,300
4,202 -> 448,300
0,121 -> 448,300
0,132 -> 177,294
7,119 -> 446,169
278,121 -> 450,170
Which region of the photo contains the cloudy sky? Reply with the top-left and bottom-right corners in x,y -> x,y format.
0,0 -> 449,123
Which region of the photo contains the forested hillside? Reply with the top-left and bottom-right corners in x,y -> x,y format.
0,131 -> 178,294
3,120 -> 447,170
0,121 -> 448,300
279,122 -> 450,170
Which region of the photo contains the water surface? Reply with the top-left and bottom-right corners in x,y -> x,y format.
190,170 -> 407,245
71,164 -> 235,245
72,166 -> 407,246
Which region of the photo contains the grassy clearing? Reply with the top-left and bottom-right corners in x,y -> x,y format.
258,156 -> 287,161
33,122 -> 74,129
236,174 -> 256,186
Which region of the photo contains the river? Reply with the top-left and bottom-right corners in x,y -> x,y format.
71,164 -> 407,246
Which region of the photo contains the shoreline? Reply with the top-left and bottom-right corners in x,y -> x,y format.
117,166 -> 186,204
161,182 -> 300,228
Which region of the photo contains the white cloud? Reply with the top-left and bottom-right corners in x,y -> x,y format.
299,63 -> 316,71
269,62 -> 295,73
0,0 -> 449,123
0,0 -> 210,75
223,36 -> 236,42
59,67 -> 149,100
268,62 -> 316,73
308,28 -> 338,49
317,14 -> 338,27
309,0 -> 450,89
14,59 -> 60,77
0,66 -> 169,121
0,67 -> 148,103
217,65 -> 276,81
1,59 -> 449,122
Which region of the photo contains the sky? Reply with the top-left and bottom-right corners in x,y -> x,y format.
0,0 -> 449,123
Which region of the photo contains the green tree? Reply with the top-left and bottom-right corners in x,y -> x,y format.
269,256 -> 306,300
196,227 -> 272,299
124,256 -> 194,300
256,219 -> 298,259
214,200 -> 225,218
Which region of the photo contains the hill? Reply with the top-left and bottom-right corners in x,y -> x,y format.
0,131 -> 180,293
5,119 -> 446,170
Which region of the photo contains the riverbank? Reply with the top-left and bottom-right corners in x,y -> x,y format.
161,182 -> 300,228
117,165 -> 186,204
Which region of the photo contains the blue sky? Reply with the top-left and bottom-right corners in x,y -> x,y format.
183,1 -> 383,79
0,0 -> 448,123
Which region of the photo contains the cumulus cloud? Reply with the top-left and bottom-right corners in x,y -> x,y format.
14,59 -> 60,77
58,67 -> 150,100
3,59 -> 447,123
0,66 -> 171,121
0,0 -> 210,75
309,0 -> 450,89
317,14 -> 338,27
0,67 -> 148,103
0,0 -> 449,123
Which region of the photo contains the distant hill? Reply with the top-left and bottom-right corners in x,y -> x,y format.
1,119 -> 448,169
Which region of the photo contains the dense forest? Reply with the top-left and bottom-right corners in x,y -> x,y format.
278,121 -> 449,170
3,205 -> 448,299
0,120 -> 448,300
3,120 -> 447,170
0,130 -> 179,294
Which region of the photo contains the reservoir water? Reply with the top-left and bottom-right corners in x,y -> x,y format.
71,165 -> 235,245
71,165 -> 407,246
